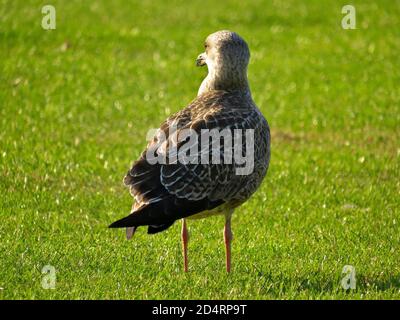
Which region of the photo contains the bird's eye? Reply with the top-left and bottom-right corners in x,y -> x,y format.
204,43 -> 208,49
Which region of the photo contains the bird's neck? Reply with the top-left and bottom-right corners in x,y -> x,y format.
198,67 -> 250,96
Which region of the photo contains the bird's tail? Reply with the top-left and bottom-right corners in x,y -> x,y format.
108,203 -> 175,235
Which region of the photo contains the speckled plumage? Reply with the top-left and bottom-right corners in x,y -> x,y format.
110,30 -> 270,239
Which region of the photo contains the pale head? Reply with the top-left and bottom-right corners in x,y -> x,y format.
196,30 -> 251,95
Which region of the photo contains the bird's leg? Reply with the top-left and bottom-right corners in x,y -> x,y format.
181,218 -> 189,272
224,211 -> 233,273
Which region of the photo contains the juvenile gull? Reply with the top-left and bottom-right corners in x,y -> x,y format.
109,30 -> 271,272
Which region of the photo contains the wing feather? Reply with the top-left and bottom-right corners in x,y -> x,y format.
112,90 -> 270,231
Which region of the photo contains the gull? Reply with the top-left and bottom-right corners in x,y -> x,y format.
109,30 -> 270,272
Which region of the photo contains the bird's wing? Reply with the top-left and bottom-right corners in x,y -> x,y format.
111,91 -> 265,229
160,95 -> 262,203
122,105 -> 193,205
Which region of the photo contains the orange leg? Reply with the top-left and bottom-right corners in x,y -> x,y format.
224,214 -> 233,273
181,219 -> 189,272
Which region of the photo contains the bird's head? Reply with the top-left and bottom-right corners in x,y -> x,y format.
196,30 -> 250,94
196,30 -> 250,73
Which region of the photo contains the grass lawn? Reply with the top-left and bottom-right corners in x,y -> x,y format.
0,0 -> 399,299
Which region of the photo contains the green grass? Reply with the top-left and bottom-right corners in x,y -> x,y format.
1,0 -> 399,299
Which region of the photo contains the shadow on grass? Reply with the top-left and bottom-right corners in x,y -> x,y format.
253,265 -> 400,296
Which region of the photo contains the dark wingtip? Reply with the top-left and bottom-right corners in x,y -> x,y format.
108,215 -> 133,228
147,220 -> 175,234
108,221 -> 122,228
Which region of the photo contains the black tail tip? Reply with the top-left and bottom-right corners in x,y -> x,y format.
108,212 -> 141,228
108,218 -> 130,228
108,221 -> 120,228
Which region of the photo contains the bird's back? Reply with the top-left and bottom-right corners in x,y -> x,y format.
110,89 -> 270,233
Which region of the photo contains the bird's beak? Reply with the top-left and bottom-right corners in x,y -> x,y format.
196,53 -> 206,67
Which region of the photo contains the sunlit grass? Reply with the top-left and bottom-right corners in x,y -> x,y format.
0,0 -> 399,299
